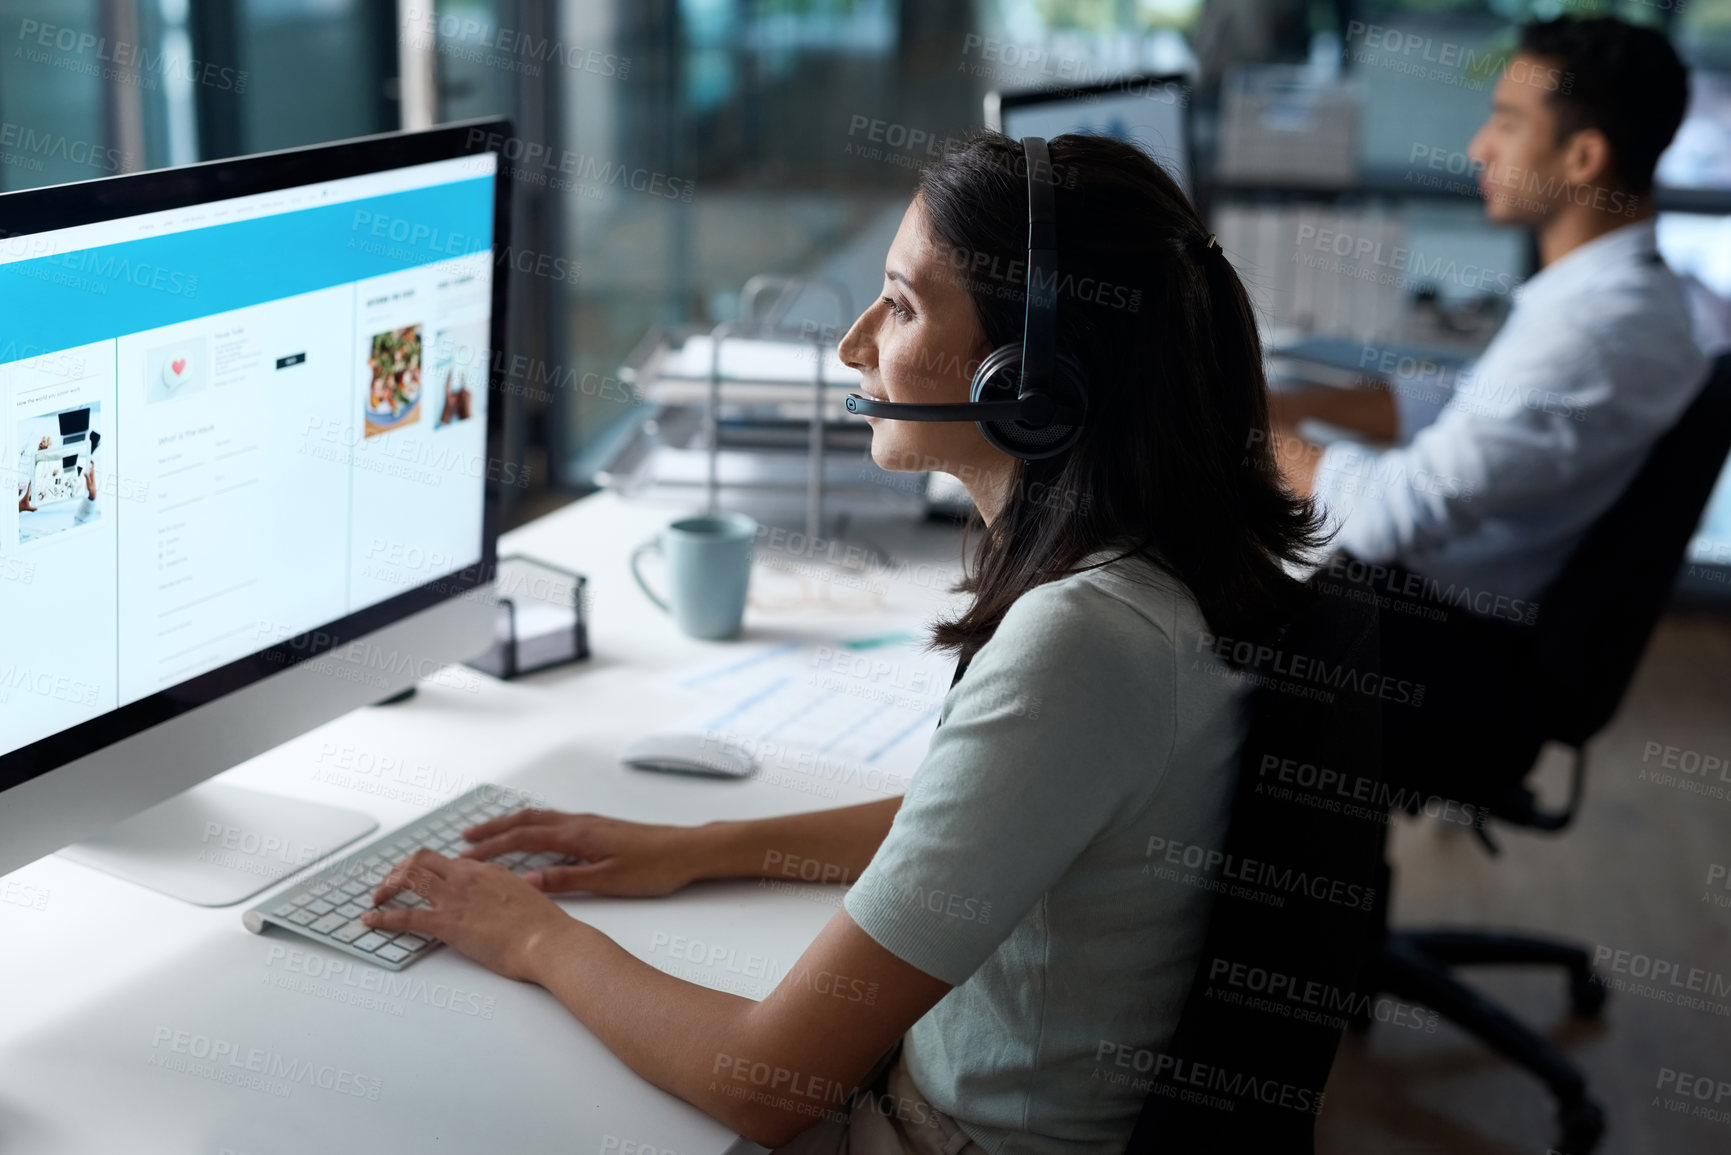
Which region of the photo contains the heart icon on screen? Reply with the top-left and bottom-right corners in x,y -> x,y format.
161,353 -> 195,392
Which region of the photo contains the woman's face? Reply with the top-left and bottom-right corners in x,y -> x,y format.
838,197 -> 1009,496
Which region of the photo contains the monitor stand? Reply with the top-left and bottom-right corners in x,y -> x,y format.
57,781 -> 378,907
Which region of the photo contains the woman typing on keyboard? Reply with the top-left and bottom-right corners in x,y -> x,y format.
365,132 -> 1319,1153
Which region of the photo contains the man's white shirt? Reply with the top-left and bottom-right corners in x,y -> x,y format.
1312,218 -> 1711,603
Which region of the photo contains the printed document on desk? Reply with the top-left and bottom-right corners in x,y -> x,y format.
663,636 -> 955,795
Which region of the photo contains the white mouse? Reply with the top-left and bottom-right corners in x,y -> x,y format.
620,731 -> 757,778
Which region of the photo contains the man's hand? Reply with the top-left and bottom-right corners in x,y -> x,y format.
1267,389 -> 1310,432
1268,384 -> 1398,442
84,465 -> 97,502
18,484 -> 35,513
1272,429 -> 1326,498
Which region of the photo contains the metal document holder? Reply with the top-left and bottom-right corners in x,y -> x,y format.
704,275 -> 847,540
598,275 -> 951,530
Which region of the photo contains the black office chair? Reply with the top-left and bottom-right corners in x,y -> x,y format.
1125,582 -> 1385,1153
1354,354 -> 1731,1154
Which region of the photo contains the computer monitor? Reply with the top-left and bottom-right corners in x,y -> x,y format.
1656,211 -> 1731,591
1656,69 -> 1731,193
986,73 -> 1192,196
0,121 -> 511,896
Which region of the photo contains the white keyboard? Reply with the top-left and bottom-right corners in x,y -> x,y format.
242,784 -> 569,971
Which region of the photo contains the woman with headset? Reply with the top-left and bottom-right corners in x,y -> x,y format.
365,132 -> 1319,1152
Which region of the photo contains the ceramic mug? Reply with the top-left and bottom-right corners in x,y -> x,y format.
630,512 -> 758,639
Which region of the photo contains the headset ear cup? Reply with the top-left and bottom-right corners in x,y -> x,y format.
969,344 -> 1087,460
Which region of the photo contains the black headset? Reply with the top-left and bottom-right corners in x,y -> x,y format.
843,136 -> 1088,461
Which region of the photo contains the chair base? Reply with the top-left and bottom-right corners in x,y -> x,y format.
1364,929 -> 1609,1155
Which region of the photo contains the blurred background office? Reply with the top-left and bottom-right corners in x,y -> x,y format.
2,1 -> 1728,1152
4,0 -> 1726,573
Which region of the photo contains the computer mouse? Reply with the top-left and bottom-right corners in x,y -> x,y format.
620,731 -> 757,778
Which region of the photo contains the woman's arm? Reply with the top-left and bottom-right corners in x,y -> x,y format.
526,907 -> 948,1146
364,854 -> 947,1148
685,797 -> 902,885
458,797 -> 902,896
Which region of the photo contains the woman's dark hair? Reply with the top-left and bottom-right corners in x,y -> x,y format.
918,131 -> 1322,664
1517,16 -> 1688,196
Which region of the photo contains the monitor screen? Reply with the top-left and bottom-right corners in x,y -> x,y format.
1656,211 -> 1731,571
994,75 -> 1190,195
1657,70 -> 1731,192
1,148 -> 499,766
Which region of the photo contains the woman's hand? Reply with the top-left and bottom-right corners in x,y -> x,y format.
458,810 -> 707,897
363,849 -> 574,982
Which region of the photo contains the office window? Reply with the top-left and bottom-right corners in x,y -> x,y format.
226,0 -> 393,153
2,0 -> 1725,532
545,0 -> 984,487
1,0 -> 138,190
1680,0 -> 1731,69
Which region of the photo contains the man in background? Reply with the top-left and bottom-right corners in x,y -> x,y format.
1273,16 -> 1705,801
1276,15 -> 1702,605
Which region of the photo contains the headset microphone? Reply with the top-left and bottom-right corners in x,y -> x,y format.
843,136 -> 1088,461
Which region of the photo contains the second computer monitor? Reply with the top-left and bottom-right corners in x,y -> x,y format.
987,74 -> 1192,197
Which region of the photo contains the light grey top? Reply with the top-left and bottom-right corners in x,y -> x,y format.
845,550 -> 1246,1154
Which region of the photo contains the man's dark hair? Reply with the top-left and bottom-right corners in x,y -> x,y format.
1518,16 -> 1688,195
916,133 -> 1322,664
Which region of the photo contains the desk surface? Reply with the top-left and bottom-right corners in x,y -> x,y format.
0,490 -> 968,1155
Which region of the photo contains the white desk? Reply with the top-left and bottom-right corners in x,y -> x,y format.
0,490 -> 968,1155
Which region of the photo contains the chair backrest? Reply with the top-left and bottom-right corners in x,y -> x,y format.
1530,353 -> 1731,745
1125,584 -> 1386,1154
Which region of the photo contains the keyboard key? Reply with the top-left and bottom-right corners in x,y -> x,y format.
243,788 -> 548,968
330,919 -> 369,943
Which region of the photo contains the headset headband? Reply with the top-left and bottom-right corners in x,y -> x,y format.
1019,136 -> 1058,402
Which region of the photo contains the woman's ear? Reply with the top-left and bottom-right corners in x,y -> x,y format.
969,332 -> 996,380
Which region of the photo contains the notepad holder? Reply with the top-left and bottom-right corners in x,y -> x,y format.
467,554 -> 590,679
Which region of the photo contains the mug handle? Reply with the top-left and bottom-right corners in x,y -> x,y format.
630,538 -> 670,613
